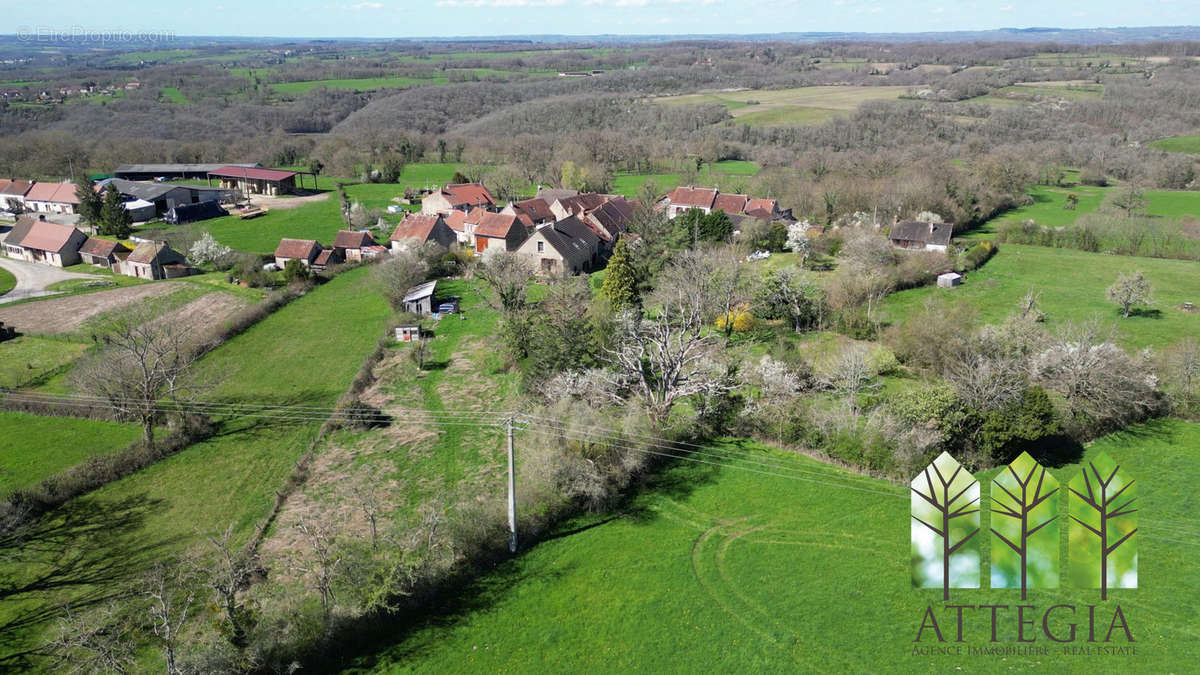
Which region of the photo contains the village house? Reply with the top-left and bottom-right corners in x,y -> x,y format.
115,241 -> 194,280
274,238 -> 324,268
389,214 -> 456,252
444,210 -> 470,245
23,181 -> 81,214
516,216 -> 601,276
472,212 -> 526,253
659,186 -> 787,222
888,220 -> 953,253
420,183 -> 495,216
333,230 -> 385,262
0,180 -> 33,213
579,197 -> 634,246
78,238 -> 131,268
502,197 -> 556,229
535,186 -> 579,204
2,216 -> 87,266
548,192 -> 608,221
207,166 -> 303,196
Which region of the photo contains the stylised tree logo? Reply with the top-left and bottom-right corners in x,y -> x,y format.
911,452 -> 981,600
1068,452 -> 1137,600
990,452 -> 1059,600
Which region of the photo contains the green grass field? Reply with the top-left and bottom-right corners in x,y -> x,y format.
0,411 -> 141,497
1150,133 -> 1200,155
1142,189 -> 1200,219
653,86 -> 910,127
158,86 -> 187,103
882,244 -> 1200,350
347,418 -> 1200,673
0,336 -> 91,389
0,266 -> 14,297
0,267 -> 393,664
612,160 -> 761,197
968,184 -> 1109,236
270,76 -> 443,95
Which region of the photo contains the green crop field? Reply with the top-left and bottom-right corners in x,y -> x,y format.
1151,133 -> 1200,155
882,244 -> 1200,350
733,105 -> 844,126
0,267 -> 393,663
270,76 -> 444,95
0,411 -> 141,496
346,419 -> 1199,673
0,266 -> 14,296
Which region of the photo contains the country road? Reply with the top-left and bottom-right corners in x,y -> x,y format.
0,257 -> 100,305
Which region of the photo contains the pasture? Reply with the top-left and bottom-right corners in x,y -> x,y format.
0,266 -> 14,297
881,244 -> 1200,350
347,419 -> 1200,673
1151,133 -> 1200,155
0,267 -> 393,664
0,336 -> 91,389
0,411 -> 141,496
652,86 -> 911,126
612,160 -> 761,197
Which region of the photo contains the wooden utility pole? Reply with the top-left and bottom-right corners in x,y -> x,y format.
506,416 -> 517,553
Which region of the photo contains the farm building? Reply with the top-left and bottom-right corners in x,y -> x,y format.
207,166 -> 304,196
97,178 -> 228,217
472,212 -> 526,253
23,181 -> 81,214
121,199 -> 157,222
659,186 -> 787,221
888,220 -> 953,253
274,238 -> 323,268
2,216 -> 87,266
402,280 -> 438,315
311,248 -> 344,271
113,163 -> 261,181
516,216 -> 601,276
389,214 -> 456,252
333,230 -> 385,262
164,200 -> 228,225
0,180 -> 33,212
116,241 -> 194,280
78,238 -> 131,268
420,183 -> 495,216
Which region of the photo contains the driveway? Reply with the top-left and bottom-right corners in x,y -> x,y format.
0,257 -> 101,305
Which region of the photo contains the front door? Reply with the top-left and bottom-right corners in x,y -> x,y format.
476,237 -> 487,254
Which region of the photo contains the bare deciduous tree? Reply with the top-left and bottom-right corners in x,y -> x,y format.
205,524 -> 252,648
476,250 -> 534,313
293,516 -> 342,617
48,603 -> 136,675
72,309 -> 211,448
828,344 -> 878,416
143,562 -> 198,675
372,250 -> 430,312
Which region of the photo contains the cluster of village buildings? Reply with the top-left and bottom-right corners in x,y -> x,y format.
2,160 -> 955,292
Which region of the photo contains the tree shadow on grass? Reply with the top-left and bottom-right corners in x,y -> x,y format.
309,448 -> 725,673
1124,307 -> 1163,319
0,492 -> 182,669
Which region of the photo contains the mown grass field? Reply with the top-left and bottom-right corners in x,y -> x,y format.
0,267 -> 393,665
968,184 -> 1109,236
158,86 -> 187,103
0,411 -> 141,497
882,244 -> 1200,350
1151,133 -> 1200,155
0,266 -> 14,297
652,86 -> 911,127
347,419 -> 1199,673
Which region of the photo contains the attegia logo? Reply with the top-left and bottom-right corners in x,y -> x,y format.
910,451 -> 1138,599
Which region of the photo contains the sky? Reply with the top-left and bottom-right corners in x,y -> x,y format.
8,0 -> 1199,39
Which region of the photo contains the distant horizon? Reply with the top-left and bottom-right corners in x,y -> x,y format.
8,0 -> 1200,42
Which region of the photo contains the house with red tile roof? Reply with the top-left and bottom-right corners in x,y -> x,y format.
660,186 -> 787,222
116,241 -> 194,280
472,212 -> 526,253
661,186 -> 718,218
274,238 -> 324,268
0,180 -> 33,212
24,181 -> 81,214
3,216 -> 87,266
333,230 -> 384,262
79,238 -> 131,268
444,210 -> 470,244
502,197 -> 555,229
420,183 -> 495,216
389,214 -> 456,252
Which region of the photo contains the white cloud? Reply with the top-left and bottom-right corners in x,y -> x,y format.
351,1 -> 384,8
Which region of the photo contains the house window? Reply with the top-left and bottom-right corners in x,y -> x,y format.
536,241 -> 544,252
